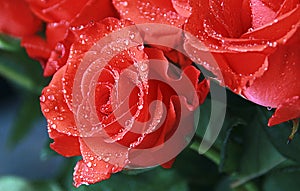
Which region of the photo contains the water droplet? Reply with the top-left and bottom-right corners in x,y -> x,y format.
87,162 -> 92,167
129,33 -> 135,39
140,62 -> 148,72
137,44 -> 144,51
43,108 -> 50,113
267,107 -> 273,111
120,1 -> 128,6
40,95 -> 46,102
48,95 -> 55,101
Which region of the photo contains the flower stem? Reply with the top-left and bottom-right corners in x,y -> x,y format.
189,137 -> 221,165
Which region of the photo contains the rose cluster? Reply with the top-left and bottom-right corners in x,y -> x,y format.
0,0 -> 299,187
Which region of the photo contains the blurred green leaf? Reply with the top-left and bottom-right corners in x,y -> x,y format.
0,176 -> 33,191
0,49 -> 49,94
6,93 -> 41,148
122,167 -> 155,175
0,55 -> 37,92
31,181 -> 63,191
72,168 -> 188,191
219,124 -> 244,173
259,108 -> 300,163
40,138 -> 60,161
0,34 -> 21,51
263,170 -> 300,191
229,107 -> 286,187
0,176 -> 64,191
174,148 -> 220,191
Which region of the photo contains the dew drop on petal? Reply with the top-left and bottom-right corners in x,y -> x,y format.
39,95 -> 46,102
87,162 -> 92,168
48,95 -> 55,101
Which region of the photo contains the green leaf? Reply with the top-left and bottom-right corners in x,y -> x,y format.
0,176 -> 64,191
6,93 -> 41,148
0,34 -> 21,51
263,170 -> 300,191
0,49 -> 49,94
259,107 -> 300,163
31,181 -> 64,191
0,177 -> 33,191
121,167 -> 155,175
219,123 -> 244,173
230,107 -> 286,187
73,168 -> 188,191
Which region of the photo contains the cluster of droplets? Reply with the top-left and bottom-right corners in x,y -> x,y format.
137,0 -> 184,26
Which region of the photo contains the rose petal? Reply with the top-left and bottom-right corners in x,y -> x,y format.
242,4 -> 300,40
171,0 -> 192,17
250,0 -> 277,29
209,0 -> 251,37
21,36 -> 51,68
261,0 -> 285,12
63,18 -> 134,110
243,31 -> 300,108
276,0 -> 299,16
112,0 -> 189,27
0,0 -> 42,37
71,0 -> 119,26
73,137 -> 123,187
26,0 -> 89,22
46,21 -> 69,48
40,65 -> 79,136
268,96 -> 300,126
49,128 -> 81,157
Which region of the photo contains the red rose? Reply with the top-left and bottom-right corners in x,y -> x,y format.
113,0 -> 194,69
0,0 -> 42,37
184,0 -> 300,125
40,17 -> 209,187
112,0 -> 191,27
21,0 -> 119,76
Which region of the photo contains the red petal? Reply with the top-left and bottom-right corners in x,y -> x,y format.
27,0 -> 119,24
49,128 -> 81,157
46,21 -> 69,48
73,138 -> 123,187
0,0 -> 42,37
40,65 -> 79,136
276,0 -> 299,16
161,158 -> 176,168
112,0 -> 189,27
21,36 -> 51,60
268,96 -> 300,126
62,18 -> 133,109
242,4 -> 300,40
243,31 -> 300,108
250,0 -> 277,29
171,0 -> 192,17
261,0 -> 285,12
209,0 -> 251,37
71,0 -> 119,26
26,0 -> 89,22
